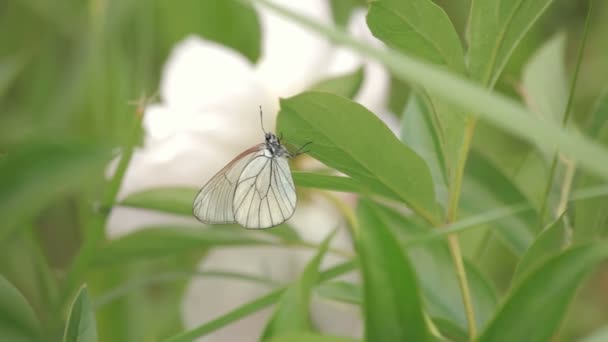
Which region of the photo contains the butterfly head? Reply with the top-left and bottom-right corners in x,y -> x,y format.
265,132 -> 289,157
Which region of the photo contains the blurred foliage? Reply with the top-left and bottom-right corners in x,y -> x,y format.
1,0 -> 608,341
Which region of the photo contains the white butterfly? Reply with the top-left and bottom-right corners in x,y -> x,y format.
192,108 -> 309,229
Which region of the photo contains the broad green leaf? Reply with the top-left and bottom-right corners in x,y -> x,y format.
357,199 -> 428,342
315,281 -> 361,306
278,92 -> 438,223
468,0 -> 556,87
375,204 -> 498,332
255,0 -> 608,180
0,276 -> 40,342
522,33 -> 568,123
268,332 -> 359,342
92,226 -> 274,267
367,0 -> 467,204
64,286 -> 97,342
119,187 -> 196,216
294,172 -> 398,200
0,144 -> 109,240
401,94 -> 448,205
478,243 -> 608,342
157,0 -> 261,62
512,216 -> 568,282
366,0 -> 466,73
311,67 -> 364,99
261,231 -> 335,340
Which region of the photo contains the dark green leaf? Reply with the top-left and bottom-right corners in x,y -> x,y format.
278,91 -> 438,223
467,0 -> 556,87
92,226 -> 275,267
0,144 -> 110,240
157,0 -> 261,62
268,332 -> 359,342
311,67 -> 364,99
366,0 -> 466,73
64,286 -> 97,342
478,243 -> 608,342
357,199 -> 428,341
0,275 -> 40,342
513,216 -> 568,282
261,230 -> 336,340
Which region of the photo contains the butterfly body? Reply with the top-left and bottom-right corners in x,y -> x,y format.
192,131 -> 297,229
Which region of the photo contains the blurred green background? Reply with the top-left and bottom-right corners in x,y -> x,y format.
1,0 -> 607,341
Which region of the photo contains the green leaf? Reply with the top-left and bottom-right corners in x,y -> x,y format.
278,91 -> 438,223
467,0 -> 556,87
375,205 -> 498,332
267,332 -> 359,342
311,67 -> 364,99
581,325 -> 608,342
478,243 -> 608,342
92,226 -> 274,267
261,230 -> 336,340
315,281 -> 361,306
64,286 -> 97,342
401,94 -> 448,205
157,0 -> 261,62
522,32 -> 568,123
357,199 -> 429,342
252,0 -> 608,180
0,275 -> 40,342
512,216 -> 568,282
0,144 -> 109,240
119,187 -> 196,216
293,172 -> 398,200
366,0 -> 466,73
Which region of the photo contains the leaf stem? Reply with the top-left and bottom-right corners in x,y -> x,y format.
445,117 -> 478,339
537,1 -> 592,228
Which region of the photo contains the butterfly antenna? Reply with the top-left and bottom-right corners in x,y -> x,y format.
295,141 -> 313,156
259,105 -> 267,134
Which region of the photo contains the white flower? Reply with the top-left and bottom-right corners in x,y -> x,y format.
107,1 -> 389,340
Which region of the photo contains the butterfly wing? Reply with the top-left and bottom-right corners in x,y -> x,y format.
233,155 -> 296,229
192,144 -> 265,224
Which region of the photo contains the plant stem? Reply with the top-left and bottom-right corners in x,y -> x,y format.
445,117 -> 478,339
537,1 -> 592,229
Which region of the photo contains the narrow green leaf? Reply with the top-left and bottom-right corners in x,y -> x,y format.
119,187 -> 196,216
164,261 -> 356,342
64,286 -> 97,342
262,230 -> 336,340
581,325 -> 608,342
157,0 -> 261,62
0,144 -> 109,240
293,172 -> 399,200
267,332 -> 359,342
357,199 -> 429,341
512,216 -> 568,282
467,0 -> 556,86
315,281 -> 361,305
367,0 -> 466,73
0,276 -> 40,342
375,204 -> 498,331
311,67 -> 364,99
478,243 -> 608,342
92,226 -> 275,267
522,33 -> 568,123
278,91 -> 439,223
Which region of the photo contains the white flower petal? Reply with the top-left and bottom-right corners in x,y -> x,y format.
255,0 -> 333,97
161,36 -> 259,112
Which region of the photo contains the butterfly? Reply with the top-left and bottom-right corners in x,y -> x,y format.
192,107 -> 310,229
